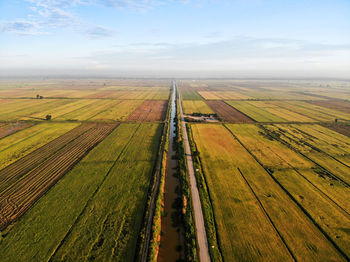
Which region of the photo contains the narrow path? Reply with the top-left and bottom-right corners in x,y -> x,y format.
177,81 -> 211,262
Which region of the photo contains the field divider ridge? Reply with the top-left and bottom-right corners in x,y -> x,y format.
223,124 -> 350,261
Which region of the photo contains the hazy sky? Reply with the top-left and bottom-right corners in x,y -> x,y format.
1,0 -> 349,77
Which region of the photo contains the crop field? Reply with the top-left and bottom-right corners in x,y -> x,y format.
0,122 -> 79,170
127,100 -> 168,121
206,100 -> 254,122
180,79 -> 350,261
1,78 -> 350,261
197,91 -> 253,100
0,122 -> 32,139
190,124 -> 345,261
227,124 -> 350,255
0,99 -> 143,121
0,123 -> 162,261
0,79 -> 170,261
0,123 -> 116,230
263,124 -> 350,185
226,100 -> 350,122
226,101 -> 288,122
182,100 -> 214,115
309,100 -> 350,114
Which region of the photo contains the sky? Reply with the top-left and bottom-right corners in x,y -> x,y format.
0,0 -> 349,78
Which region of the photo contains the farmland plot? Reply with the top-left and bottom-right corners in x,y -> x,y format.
0,123 -> 117,230
198,91 -> 252,100
264,124 -> 350,185
0,123 -> 162,261
0,123 -> 95,194
127,100 -> 168,121
309,100 -> 350,114
178,86 -> 203,100
227,101 -> 286,122
0,122 -> 32,139
90,100 -> 143,121
190,124 -> 344,261
0,99 -> 74,121
274,101 -> 350,122
85,90 -> 169,100
182,100 -> 214,115
206,100 -> 254,122
227,124 -> 350,256
0,123 -> 79,170
241,101 -> 315,122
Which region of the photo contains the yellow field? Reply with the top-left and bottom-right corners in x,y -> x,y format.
227,124 -> 350,256
266,124 -> 350,185
0,122 -> 79,169
197,91 -> 252,100
0,99 -> 143,121
182,100 -> 214,114
191,123 -> 343,261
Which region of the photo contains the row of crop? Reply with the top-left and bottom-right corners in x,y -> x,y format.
0,122 -> 79,170
0,124 -> 116,230
0,123 -> 148,261
50,124 -> 162,261
0,123 -> 94,194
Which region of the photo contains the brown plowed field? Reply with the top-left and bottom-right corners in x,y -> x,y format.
206,100 -> 254,123
0,123 -> 95,194
0,123 -> 116,230
0,123 -> 32,139
309,100 -> 350,114
127,100 -> 168,121
324,124 -> 350,137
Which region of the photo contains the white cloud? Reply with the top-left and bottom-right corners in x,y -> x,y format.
85,26 -> 115,38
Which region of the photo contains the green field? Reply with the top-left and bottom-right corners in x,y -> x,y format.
0,122 -> 78,169
0,123 -> 162,261
182,100 -> 214,114
1,79 -> 350,261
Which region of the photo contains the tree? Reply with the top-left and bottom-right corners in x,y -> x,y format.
36,94 -> 40,99
45,114 -> 52,120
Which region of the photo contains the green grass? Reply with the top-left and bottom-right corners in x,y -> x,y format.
0,123 -> 162,262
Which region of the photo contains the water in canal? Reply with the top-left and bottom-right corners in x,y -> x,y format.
158,84 -> 185,261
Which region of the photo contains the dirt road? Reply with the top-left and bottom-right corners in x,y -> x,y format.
177,81 -> 211,262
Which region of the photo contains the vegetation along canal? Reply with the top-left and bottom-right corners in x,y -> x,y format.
158,83 -> 185,261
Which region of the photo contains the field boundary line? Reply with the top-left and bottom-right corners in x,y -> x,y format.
222,100 -> 256,122
241,131 -> 350,216
237,167 -> 297,261
46,123 -> 141,262
0,123 -> 96,195
259,125 -> 350,187
224,124 -> 350,261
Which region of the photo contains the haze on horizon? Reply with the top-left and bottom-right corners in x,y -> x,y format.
0,0 -> 349,78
